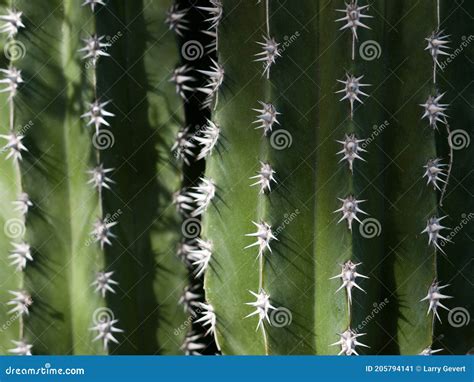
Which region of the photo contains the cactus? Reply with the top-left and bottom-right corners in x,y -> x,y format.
199,0 -> 473,355
0,0 -> 472,356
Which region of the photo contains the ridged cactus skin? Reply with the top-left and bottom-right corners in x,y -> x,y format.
0,0 -> 472,356
201,0 -> 473,355
0,0 -> 188,354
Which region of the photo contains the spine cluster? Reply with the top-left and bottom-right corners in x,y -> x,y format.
80,1 -> 123,351
242,0 -> 287,352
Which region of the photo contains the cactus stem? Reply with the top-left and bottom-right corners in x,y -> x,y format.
0,9 -> 24,38
331,328 -> 369,356
420,281 -> 452,323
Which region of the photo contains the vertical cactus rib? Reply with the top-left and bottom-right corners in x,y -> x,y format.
93,0 -> 191,354
434,0 -> 474,354
382,0 -> 442,354
0,0 -> 109,354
